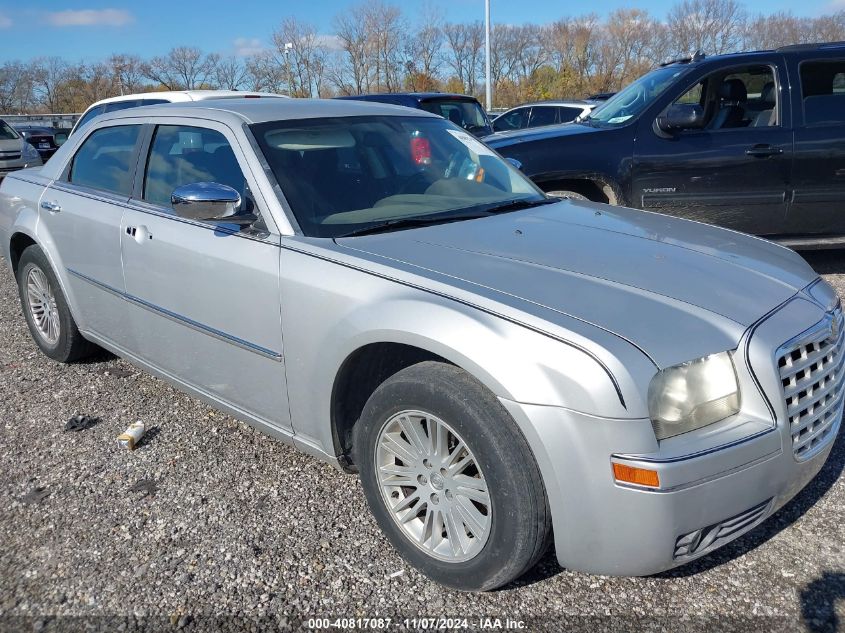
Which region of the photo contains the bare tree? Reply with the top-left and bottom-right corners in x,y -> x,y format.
215,56 -> 250,90
271,17 -> 330,97
406,4 -> 444,91
442,21 -> 484,95
0,61 -> 37,113
667,0 -> 747,56
108,54 -> 146,95
333,3 -> 372,94
30,57 -> 72,112
143,47 -> 220,90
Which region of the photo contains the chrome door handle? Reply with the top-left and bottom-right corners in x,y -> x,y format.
745,144 -> 782,158
40,200 -> 61,213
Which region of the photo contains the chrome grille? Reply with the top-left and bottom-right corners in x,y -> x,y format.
777,307 -> 845,461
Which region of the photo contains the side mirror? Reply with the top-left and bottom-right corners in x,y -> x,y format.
656,104 -> 705,134
171,182 -> 241,221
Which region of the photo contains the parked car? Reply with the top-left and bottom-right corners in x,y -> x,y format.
486,42 -> 845,248
337,92 -> 493,137
1,98 -> 839,591
13,125 -> 67,162
491,100 -> 599,132
70,90 -> 287,136
587,92 -> 616,101
0,118 -> 42,179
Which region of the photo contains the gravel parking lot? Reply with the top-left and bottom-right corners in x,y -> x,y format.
0,251 -> 843,633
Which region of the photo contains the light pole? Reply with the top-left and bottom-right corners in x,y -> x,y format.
284,42 -> 294,97
484,0 -> 492,111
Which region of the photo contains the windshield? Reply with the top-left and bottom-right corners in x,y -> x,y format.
584,66 -> 690,127
251,115 -> 543,238
0,120 -> 19,140
419,99 -> 491,135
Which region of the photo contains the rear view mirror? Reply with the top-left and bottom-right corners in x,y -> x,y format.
171,182 -> 241,221
656,104 -> 705,134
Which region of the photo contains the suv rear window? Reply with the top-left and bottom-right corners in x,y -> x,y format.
420,99 -> 489,135
800,60 -> 845,126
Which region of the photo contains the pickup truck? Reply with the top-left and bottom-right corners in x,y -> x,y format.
486,42 -> 845,249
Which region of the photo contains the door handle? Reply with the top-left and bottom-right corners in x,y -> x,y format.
745,144 -> 783,158
126,225 -> 152,243
40,200 -> 61,213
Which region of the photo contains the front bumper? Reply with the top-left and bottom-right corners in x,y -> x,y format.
500,290 -> 841,577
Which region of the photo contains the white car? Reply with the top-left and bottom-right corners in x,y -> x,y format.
491,100 -> 599,133
70,90 -> 287,136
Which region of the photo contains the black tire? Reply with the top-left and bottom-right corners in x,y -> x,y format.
354,361 -> 551,591
546,190 -> 588,201
16,245 -> 96,363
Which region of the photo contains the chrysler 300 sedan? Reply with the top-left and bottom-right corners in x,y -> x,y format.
0,99 -> 841,591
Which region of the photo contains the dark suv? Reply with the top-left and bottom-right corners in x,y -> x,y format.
338,93 -> 493,137
485,43 -> 845,247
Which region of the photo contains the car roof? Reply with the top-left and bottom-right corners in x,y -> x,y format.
88,97 -> 443,127
502,100 -> 594,109
340,92 -> 481,102
84,90 -> 287,109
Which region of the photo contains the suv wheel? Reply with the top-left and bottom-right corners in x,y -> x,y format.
16,245 -> 96,362
354,361 -> 551,591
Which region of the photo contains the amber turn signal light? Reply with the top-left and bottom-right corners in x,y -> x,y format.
612,463 -> 660,488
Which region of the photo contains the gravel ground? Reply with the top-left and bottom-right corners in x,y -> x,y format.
0,251 -> 844,633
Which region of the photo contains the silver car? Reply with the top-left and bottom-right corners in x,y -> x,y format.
0,99 -> 840,591
0,118 -> 42,180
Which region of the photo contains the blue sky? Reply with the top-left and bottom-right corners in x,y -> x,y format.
0,0 -> 840,63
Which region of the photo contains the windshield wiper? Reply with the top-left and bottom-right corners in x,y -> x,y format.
337,212 -> 490,238
481,197 -> 559,214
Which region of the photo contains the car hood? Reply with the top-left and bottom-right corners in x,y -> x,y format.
336,200 -> 817,368
484,122 -> 599,148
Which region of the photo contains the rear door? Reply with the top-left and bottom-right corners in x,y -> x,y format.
632,59 -> 793,236
786,56 -> 845,235
119,119 -> 291,432
40,122 -> 142,345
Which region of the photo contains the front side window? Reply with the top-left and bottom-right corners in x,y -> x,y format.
800,60 -> 845,126
493,108 -> 529,131
251,115 -> 544,238
143,125 -> 248,209
68,125 -> 141,196
0,120 -> 19,140
670,65 -> 778,129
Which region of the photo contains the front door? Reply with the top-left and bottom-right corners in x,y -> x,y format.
39,122 -> 142,345
120,121 -> 291,432
632,61 -> 793,237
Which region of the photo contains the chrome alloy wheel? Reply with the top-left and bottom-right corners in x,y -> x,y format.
375,410 -> 492,562
26,267 -> 60,345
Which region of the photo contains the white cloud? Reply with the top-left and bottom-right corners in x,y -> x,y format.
46,9 -> 133,27
233,37 -> 266,57
315,34 -> 344,51
0,13 -> 12,28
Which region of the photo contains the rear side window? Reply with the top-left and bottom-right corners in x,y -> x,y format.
800,60 -> 845,126
143,125 -> 247,209
558,106 -> 585,123
103,100 -> 140,113
68,125 -> 141,196
528,106 -> 558,127
493,108 -> 529,131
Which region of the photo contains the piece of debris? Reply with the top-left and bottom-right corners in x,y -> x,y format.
129,479 -> 157,498
388,570 -> 404,579
20,487 -> 50,505
99,367 -> 133,379
117,421 -> 146,450
65,415 -> 99,432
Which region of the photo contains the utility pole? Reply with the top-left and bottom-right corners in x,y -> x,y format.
484,0 -> 492,111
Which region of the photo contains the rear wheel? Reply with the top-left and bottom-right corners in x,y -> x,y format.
16,245 -> 96,362
354,361 -> 551,591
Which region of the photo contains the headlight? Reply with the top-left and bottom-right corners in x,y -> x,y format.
647,351 -> 740,440
22,142 -> 39,160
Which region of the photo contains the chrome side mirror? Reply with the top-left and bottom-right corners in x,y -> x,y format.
171,182 -> 241,221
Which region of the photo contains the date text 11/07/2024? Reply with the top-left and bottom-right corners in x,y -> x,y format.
306,617 -> 527,630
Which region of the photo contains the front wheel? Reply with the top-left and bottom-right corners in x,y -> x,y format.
354,361 -> 551,591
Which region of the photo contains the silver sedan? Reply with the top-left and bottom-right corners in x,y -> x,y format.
0,98 -> 840,590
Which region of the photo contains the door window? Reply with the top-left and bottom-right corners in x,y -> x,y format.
142,125 -> 249,211
493,108 -> 529,131
800,60 -> 845,126
67,125 -> 141,195
558,106 -> 585,123
671,65 -> 778,129
528,106 -> 558,127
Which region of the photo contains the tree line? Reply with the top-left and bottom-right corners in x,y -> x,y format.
2,0 -> 844,114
